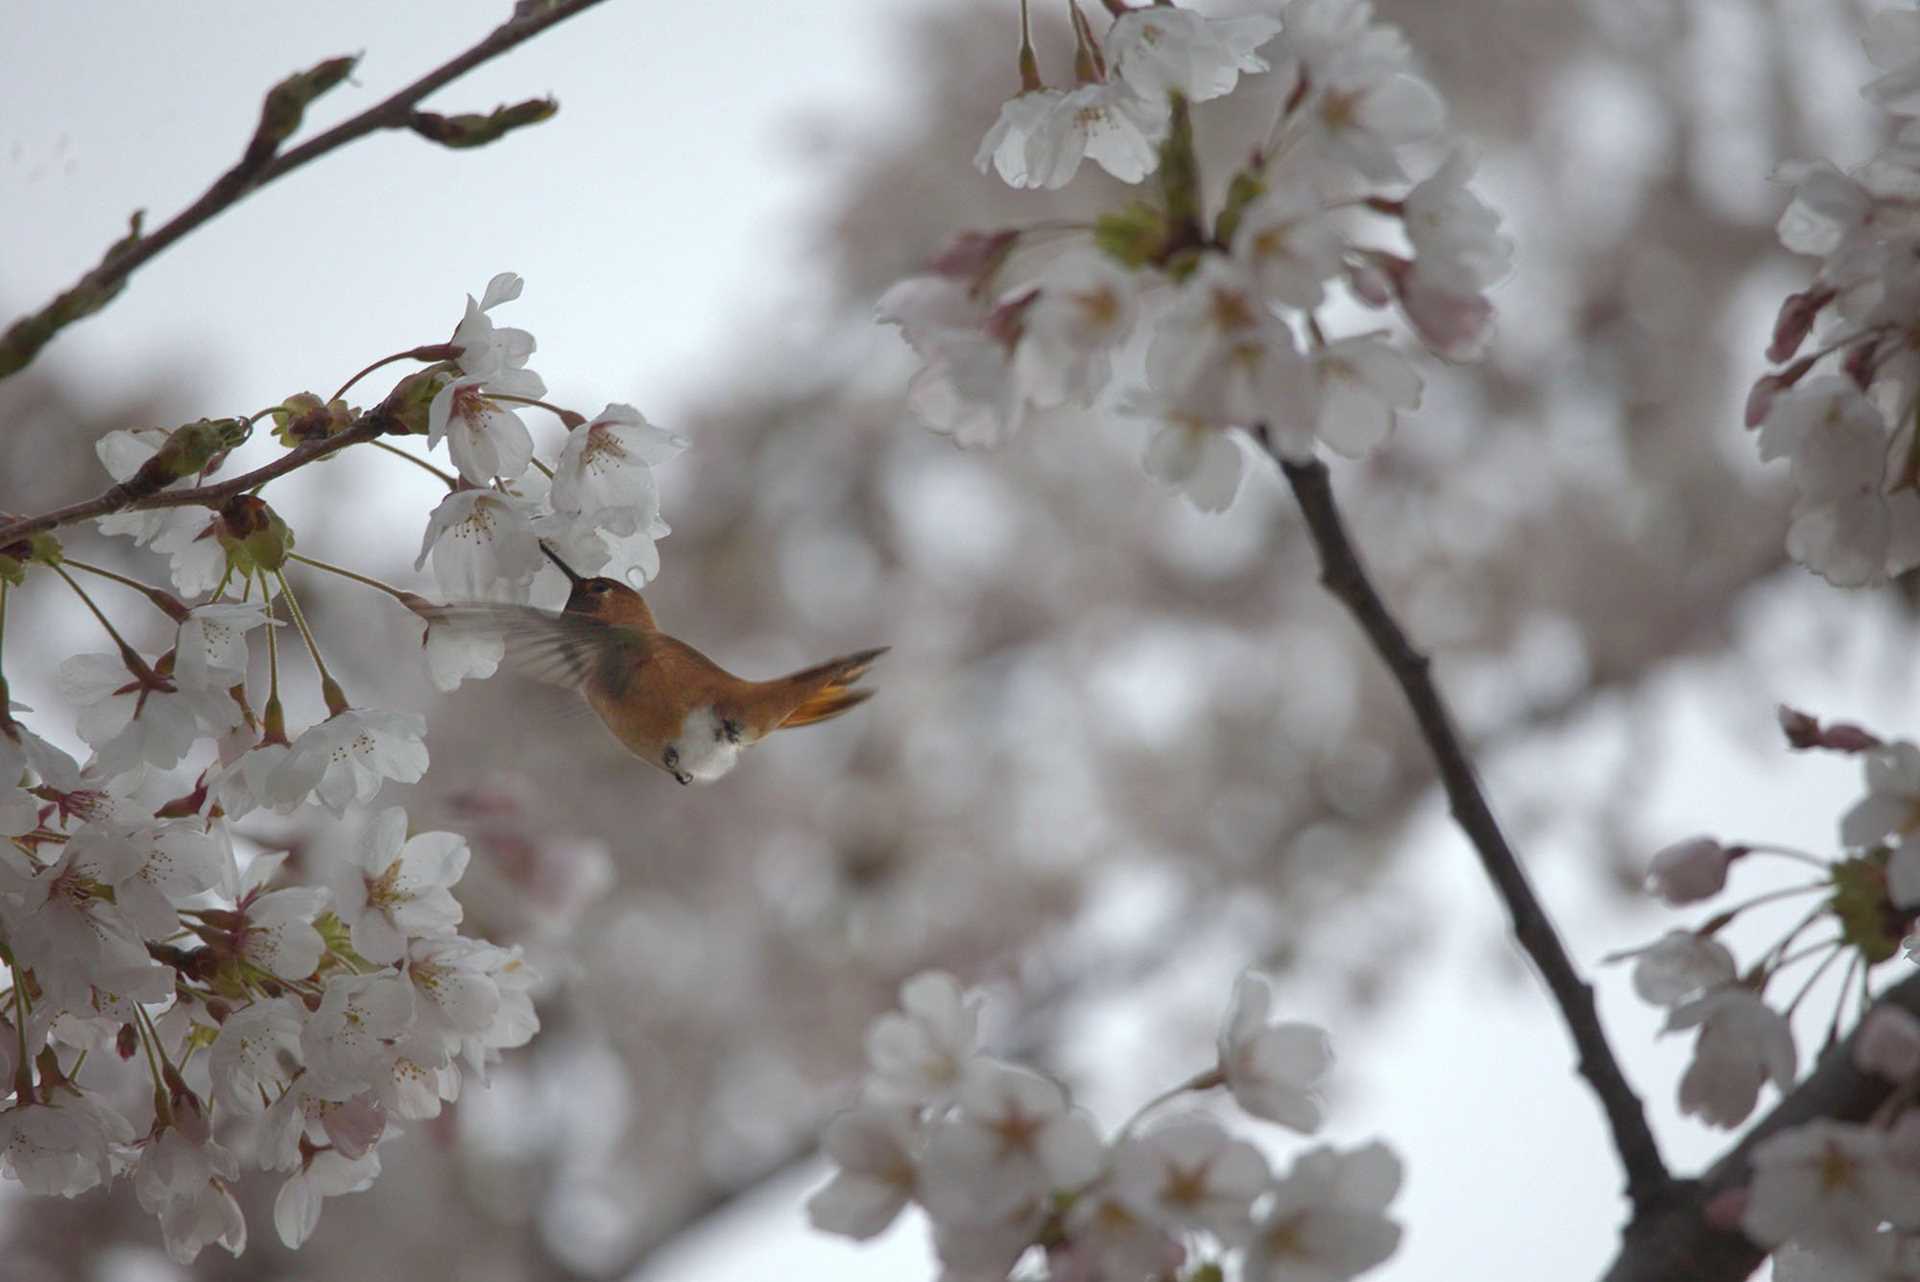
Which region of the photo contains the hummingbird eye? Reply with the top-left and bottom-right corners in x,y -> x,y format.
588,580 -> 610,595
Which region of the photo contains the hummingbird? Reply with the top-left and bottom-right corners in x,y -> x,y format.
428,545 -> 886,785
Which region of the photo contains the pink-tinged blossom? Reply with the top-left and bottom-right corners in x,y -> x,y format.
1842,741 -> 1920,851
416,488 -> 545,603
864,969 -> 982,1108
1107,6 -> 1281,104
1309,337 -> 1422,459
976,81 -> 1168,190
0,1093 -> 136,1196
1645,837 -> 1732,906
1757,379 -> 1920,587
806,1102 -> 922,1240
274,1148 -> 381,1249
1122,387 -> 1248,513
1403,150 -> 1512,294
1234,185 -> 1346,311
1109,1113 -> 1270,1240
1246,1141 -> 1404,1282
1148,258 -> 1316,433
1667,988 -> 1796,1128
1855,1007 -> 1920,1083
301,972 -> 416,1100
1217,971 -> 1333,1132
209,998 -> 306,1118
1744,1121 -> 1920,1255
1016,254 -> 1139,410
133,1128 -> 245,1264
57,650 -> 239,778
878,274 -> 1033,449
329,806 -> 468,965
918,1059 -> 1104,1222
269,709 -> 429,818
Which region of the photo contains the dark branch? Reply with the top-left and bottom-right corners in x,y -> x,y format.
0,415 -> 387,549
0,0 -> 611,381
1603,969 -> 1920,1282
1267,446 -> 1671,1214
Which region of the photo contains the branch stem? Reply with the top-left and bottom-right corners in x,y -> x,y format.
1267,448 -> 1669,1213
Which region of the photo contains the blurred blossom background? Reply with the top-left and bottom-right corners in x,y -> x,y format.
0,0 -> 1911,1278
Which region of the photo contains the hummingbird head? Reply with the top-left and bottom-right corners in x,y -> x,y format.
541,543 -> 655,628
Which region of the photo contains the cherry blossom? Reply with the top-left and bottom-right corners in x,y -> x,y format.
1217,971 -> 1334,1132
269,709 -> 429,818
1107,6 -> 1280,105
1109,1113 -> 1269,1239
415,487 -> 545,603
209,999 -> 307,1118
550,402 -> 686,519
805,1101 -> 921,1239
1744,1121 -> 1920,1257
1234,185 -> 1346,311
0,1093 -> 136,1196
133,1128 -> 246,1264
1855,1007 -> 1920,1082
1246,1142 -> 1404,1282
1645,836 -> 1733,906
863,969 -> 982,1107
301,972 -> 416,1098
1667,988 -> 1797,1128
274,1148 -> 381,1249
328,806 -> 469,965
1841,740 -> 1920,851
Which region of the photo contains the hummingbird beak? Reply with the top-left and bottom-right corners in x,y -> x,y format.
539,541 -> 586,586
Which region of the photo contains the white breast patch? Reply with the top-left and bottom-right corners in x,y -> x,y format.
668,705 -> 745,784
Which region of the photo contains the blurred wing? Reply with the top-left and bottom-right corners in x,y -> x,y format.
424,605 -> 649,693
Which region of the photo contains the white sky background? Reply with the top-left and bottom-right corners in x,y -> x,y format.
0,2 -> 1908,1281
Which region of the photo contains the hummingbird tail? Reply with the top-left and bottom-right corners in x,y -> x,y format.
771,646 -> 888,730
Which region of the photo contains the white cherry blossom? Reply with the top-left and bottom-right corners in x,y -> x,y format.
550,402 -> 686,518
1247,1141 -> 1404,1282
0,709 -> 83,793
269,709 -> 428,818
274,1148 -> 380,1249
415,487 -> 545,603
1124,387 -> 1249,513
0,1093 -> 136,1196
1234,185 -> 1346,310
1403,149 -> 1512,294
174,602 -> 275,695
1217,971 -> 1334,1131
1667,988 -> 1797,1128
301,972 -> 415,1099
1107,6 -> 1281,104
90,429 -> 232,593
133,1128 -> 245,1264
918,1058 -> 1104,1226
57,649 -> 238,778
329,806 -> 468,965
864,969 -> 982,1107
209,999 -> 306,1117
234,856 -> 330,982
415,612 -> 505,692
1016,254 -> 1140,409
1611,930 -> 1738,1007
976,89 -> 1074,189
1841,740 -> 1920,851
1308,336 -> 1422,459
806,1102 -> 921,1239
1148,257 -> 1316,432
1110,1113 -> 1270,1240
1745,1122 -> 1920,1255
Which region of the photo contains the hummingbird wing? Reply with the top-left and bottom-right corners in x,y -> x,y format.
423,605 -> 651,693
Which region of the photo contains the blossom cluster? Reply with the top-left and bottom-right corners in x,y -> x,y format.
1615,708 -> 1920,1275
1747,4 -> 1920,586
0,272 -> 683,1261
807,969 -> 1403,1282
880,0 -> 1509,511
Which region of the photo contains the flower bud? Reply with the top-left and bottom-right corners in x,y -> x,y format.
0,531 -> 60,586
218,495 -> 295,575
408,97 -> 557,149
1646,837 -> 1731,905
1855,1006 -> 1920,1082
116,1024 -> 139,1060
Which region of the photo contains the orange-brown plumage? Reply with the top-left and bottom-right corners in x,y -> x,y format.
428,544 -> 885,785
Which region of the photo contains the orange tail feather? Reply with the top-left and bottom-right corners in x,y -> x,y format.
772,647 -> 888,730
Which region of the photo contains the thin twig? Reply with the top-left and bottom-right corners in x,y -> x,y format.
0,0 -> 612,381
1267,447 -> 1670,1214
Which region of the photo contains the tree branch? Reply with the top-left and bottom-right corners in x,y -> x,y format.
1602,969 -> 1920,1282
0,415 -> 387,549
1266,446 -> 1671,1214
0,0 -> 612,381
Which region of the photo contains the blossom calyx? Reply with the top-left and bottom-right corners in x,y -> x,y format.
407,97 -> 558,149
131,418 -> 247,493
0,531 -> 61,586
381,368 -> 453,437
270,393 -> 354,447
217,496 -> 295,575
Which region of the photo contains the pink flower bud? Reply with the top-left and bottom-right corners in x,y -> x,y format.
1855,1006 -> 1920,1082
1765,287 -> 1831,364
1646,837 -> 1730,905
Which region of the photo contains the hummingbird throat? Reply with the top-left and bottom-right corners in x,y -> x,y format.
661,705 -> 746,786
